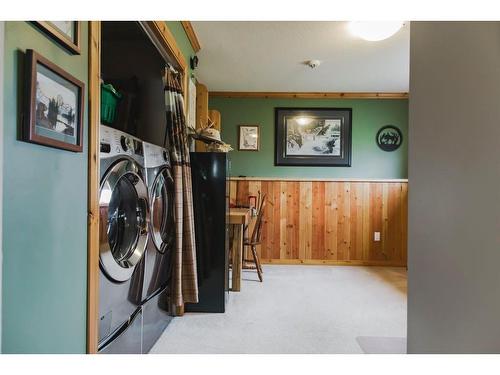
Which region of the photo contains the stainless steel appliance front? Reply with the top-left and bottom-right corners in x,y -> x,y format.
99,159 -> 149,282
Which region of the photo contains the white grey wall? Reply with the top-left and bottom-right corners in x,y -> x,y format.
0,20 -> 4,354
408,21 -> 500,353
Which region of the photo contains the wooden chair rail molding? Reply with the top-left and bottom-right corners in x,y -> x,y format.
231,176 -> 408,183
230,179 -> 408,267
209,92 -> 409,99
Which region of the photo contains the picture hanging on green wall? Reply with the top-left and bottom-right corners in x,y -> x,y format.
23,49 -> 85,152
275,107 -> 352,167
376,125 -> 403,152
32,21 -> 81,55
238,125 -> 260,151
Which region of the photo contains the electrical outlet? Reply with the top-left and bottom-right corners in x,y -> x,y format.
374,232 -> 381,241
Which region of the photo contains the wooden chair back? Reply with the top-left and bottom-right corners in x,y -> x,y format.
249,194 -> 267,245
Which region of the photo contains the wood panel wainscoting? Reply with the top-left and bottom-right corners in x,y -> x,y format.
230,178 -> 408,267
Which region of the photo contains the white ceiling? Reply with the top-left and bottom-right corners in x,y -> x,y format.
191,21 -> 410,92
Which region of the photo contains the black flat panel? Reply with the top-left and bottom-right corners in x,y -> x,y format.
186,152 -> 229,313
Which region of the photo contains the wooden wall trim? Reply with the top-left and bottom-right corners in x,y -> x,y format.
0,21 -> 4,353
195,82 -> 208,152
181,21 -> 201,53
231,177 -> 408,183
261,259 -> 406,267
142,22 -> 189,113
144,21 -> 188,72
209,91 -> 409,99
87,21 -> 100,354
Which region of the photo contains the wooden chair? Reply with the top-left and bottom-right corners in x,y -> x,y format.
243,194 -> 266,282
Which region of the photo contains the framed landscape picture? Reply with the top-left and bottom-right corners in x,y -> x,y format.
33,21 -> 81,54
238,125 -> 260,151
23,49 -> 85,152
275,107 -> 352,166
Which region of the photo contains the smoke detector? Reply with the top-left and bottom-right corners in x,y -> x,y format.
305,60 -> 321,69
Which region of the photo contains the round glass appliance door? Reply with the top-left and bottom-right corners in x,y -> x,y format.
150,168 -> 175,254
99,159 -> 149,282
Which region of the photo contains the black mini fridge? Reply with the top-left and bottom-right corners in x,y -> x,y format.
185,152 -> 230,313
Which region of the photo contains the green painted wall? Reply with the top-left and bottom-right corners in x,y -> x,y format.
2,22 -> 89,353
0,21 -> 194,353
210,98 -> 408,179
165,21 -> 195,76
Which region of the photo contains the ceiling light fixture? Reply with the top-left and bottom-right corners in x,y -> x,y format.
348,21 -> 404,41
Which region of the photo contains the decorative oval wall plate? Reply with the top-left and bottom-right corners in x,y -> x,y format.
376,125 -> 403,152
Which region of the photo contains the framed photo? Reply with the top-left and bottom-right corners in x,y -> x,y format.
23,49 -> 85,152
275,108 -> 352,167
238,125 -> 260,151
33,21 -> 81,55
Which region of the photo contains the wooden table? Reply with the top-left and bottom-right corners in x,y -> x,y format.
229,208 -> 252,292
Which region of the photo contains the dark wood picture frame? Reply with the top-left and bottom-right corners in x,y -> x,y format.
275,107 -> 352,167
23,49 -> 85,152
33,21 -> 81,55
238,125 -> 260,151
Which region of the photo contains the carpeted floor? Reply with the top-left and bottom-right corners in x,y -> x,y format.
150,265 -> 407,354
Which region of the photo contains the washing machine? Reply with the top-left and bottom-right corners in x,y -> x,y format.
98,125 -> 149,354
141,141 -> 175,353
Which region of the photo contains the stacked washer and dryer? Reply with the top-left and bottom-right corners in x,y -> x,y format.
98,125 -> 175,354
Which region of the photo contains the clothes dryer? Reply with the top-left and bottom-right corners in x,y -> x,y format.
141,141 -> 175,352
98,125 -> 149,354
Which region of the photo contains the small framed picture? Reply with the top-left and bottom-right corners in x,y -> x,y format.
23,49 -> 85,152
238,125 -> 260,151
33,21 -> 81,55
275,107 -> 352,167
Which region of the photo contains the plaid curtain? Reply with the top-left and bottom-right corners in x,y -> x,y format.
164,67 -> 199,312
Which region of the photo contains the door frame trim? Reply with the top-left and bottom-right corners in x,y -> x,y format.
87,20 -> 101,354
87,21 -> 189,354
0,21 -> 5,354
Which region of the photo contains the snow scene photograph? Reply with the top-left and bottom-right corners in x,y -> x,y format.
285,117 -> 342,156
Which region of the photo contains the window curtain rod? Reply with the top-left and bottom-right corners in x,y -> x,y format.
166,63 -> 179,75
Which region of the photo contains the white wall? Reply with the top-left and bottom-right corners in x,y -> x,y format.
408,21 -> 500,353
0,20 -> 4,353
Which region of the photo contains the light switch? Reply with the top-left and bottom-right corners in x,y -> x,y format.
374,232 -> 381,241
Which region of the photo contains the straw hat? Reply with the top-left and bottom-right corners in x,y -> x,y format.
188,119 -> 233,152
198,127 -> 223,144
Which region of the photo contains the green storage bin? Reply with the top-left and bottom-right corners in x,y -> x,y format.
101,83 -> 122,125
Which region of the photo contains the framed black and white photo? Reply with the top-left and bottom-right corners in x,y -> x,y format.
23,49 -> 85,152
275,108 -> 352,166
33,21 -> 81,55
238,125 -> 260,151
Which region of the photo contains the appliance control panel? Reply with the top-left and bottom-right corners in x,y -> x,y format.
100,125 -> 143,158
143,141 -> 170,168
